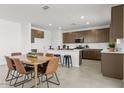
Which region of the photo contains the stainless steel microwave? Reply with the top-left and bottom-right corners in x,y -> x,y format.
75,38 -> 84,43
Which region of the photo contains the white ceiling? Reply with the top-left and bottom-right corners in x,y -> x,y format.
0,4 -> 117,31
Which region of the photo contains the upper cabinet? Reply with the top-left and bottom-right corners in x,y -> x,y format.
63,28 -> 110,43
110,5 -> 124,42
31,29 -> 44,43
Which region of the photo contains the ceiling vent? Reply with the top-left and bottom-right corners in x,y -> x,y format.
42,5 -> 50,10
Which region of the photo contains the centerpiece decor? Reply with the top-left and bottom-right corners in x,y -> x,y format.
108,42 -> 116,52
27,52 -> 37,58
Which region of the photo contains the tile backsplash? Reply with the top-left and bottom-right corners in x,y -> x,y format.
63,43 -> 109,49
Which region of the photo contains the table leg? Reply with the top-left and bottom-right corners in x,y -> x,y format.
34,65 -> 38,88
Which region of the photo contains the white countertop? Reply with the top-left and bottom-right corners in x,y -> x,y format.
101,49 -> 124,54
48,49 -> 83,52
48,48 -> 102,52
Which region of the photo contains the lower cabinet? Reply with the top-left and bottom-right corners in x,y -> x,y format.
79,51 -> 83,65
101,53 -> 123,80
82,49 -> 102,60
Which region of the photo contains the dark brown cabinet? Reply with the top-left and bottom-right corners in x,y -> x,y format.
96,29 -> 109,43
82,49 -> 102,60
63,28 -> 110,43
31,29 -> 44,43
101,53 -> 123,79
79,51 -> 83,65
63,32 -> 74,43
110,5 -> 124,42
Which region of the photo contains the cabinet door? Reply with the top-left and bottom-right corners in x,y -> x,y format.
110,5 -> 123,42
86,30 -> 97,43
70,32 -> 76,43
74,31 -> 86,43
93,49 -> 102,60
101,53 -> 123,79
83,49 -> 102,60
79,51 -> 82,65
83,50 -> 90,59
84,31 -> 88,43
63,33 -> 69,43
96,28 -> 110,43
63,33 -> 75,43
83,49 -> 93,59
31,29 -> 44,43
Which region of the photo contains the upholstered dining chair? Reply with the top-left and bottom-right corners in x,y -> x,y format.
5,56 -> 16,85
11,52 -> 34,69
39,57 -> 60,88
38,53 -> 54,81
11,52 -> 22,56
12,58 -> 34,88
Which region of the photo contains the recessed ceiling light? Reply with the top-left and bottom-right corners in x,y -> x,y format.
49,24 -> 52,26
58,27 -> 62,30
86,22 -> 90,25
81,16 -> 84,19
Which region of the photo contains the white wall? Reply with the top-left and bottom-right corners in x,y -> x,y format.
0,19 -> 32,65
31,27 -> 52,52
21,22 -> 31,53
0,19 -> 22,65
51,30 -> 63,49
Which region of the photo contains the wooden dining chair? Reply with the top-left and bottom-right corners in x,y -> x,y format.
5,56 -> 16,84
41,53 -> 54,71
11,52 -> 34,69
11,52 -> 22,56
39,57 -> 60,88
12,58 -> 34,88
39,53 -> 54,81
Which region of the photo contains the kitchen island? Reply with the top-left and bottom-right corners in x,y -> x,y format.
101,50 -> 124,80
47,49 -> 82,67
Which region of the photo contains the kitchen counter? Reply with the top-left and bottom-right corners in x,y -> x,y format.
47,49 -> 83,67
101,49 -> 124,54
101,50 -> 124,80
101,49 -> 124,80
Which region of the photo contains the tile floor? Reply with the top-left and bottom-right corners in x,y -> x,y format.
0,59 -> 124,88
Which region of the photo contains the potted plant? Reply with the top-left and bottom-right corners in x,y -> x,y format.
108,42 -> 116,52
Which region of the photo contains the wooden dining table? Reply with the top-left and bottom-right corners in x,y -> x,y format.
10,55 -> 51,88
